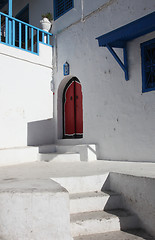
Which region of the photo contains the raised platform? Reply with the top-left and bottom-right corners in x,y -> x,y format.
0,178 -> 71,240
0,144 -> 97,166
0,160 -> 154,239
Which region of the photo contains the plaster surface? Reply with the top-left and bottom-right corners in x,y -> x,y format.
108,173 -> 155,237
0,43 -> 53,148
0,160 -> 154,238
0,160 -> 154,181
0,160 -> 154,239
0,179 -> 71,240
74,229 -> 154,240
53,0 -> 155,162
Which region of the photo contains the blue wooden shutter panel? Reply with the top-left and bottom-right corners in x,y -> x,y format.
141,39 -> 155,92
54,0 -> 73,19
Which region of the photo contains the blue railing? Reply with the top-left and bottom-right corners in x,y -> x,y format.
0,12 -> 53,55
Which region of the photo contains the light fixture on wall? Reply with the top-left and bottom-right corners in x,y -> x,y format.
63,61 -> 70,76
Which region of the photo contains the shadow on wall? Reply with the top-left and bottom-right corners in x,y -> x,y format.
27,118 -> 55,146
101,173 -> 155,238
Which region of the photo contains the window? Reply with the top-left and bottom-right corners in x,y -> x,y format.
54,0 -> 74,20
141,38 -> 155,92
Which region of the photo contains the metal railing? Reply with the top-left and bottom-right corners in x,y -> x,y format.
0,12 -> 53,55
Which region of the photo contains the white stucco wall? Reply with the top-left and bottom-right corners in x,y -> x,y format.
53,0 -> 155,162
108,173 -> 155,237
0,179 -> 72,240
0,43 -> 54,148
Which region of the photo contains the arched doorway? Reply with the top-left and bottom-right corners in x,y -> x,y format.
63,77 -> 83,138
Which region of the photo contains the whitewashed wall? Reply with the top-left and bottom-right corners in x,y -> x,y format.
53,0 -> 155,162
0,43 -> 54,148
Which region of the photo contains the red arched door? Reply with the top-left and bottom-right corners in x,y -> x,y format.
63,78 -> 83,138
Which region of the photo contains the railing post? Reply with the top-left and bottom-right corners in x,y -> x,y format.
47,34 -> 50,45
5,17 -> 8,44
12,19 -> 15,46
31,28 -> 34,52
0,14 -> 1,43
9,18 -> 12,45
42,32 -> 44,43
8,0 -> 12,17
25,25 -> 28,50
37,29 -> 39,53
0,12 -> 52,53
19,22 -> 21,48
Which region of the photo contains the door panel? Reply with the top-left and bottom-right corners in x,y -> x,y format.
63,78 -> 83,138
75,81 -> 83,135
64,81 -> 75,136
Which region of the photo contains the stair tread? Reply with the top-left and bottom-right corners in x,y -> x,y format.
73,229 -> 154,240
39,152 -> 78,155
70,191 -> 119,199
71,209 -> 134,222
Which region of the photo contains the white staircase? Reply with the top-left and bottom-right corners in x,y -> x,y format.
0,143 -> 97,166
51,175 -> 153,240
70,191 -> 121,214
38,143 -> 97,162
73,230 -> 154,240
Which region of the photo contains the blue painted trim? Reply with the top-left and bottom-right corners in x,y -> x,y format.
96,12 -> 155,81
25,25 -> 28,50
39,41 -> 53,47
0,15 -> 1,43
106,44 -> 129,81
12,19 -> 15,46
54,0 -> 74,20
42,32 -> 44,44
47,34 -> 50,45
53,0 -> 56,20
19,22 -> 21,48
123,44 -> 129,81
0,40 -> 39,55
0,11 -> 53,55
5,16 -> 8,44
141,37 -> 155,48
141,38 -> 155,93
31,28 -> 33,52
96,12 -> 155,48
8,0 -> 12,17
141,41 -> 145,93
9,20 -> 12,45
37,29 -> 39,54
0,12 -> 52,36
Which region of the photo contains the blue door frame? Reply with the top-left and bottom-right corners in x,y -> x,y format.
0,0 -> 12,15
8,0 -> 12,16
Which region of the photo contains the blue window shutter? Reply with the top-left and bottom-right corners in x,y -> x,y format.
54,0 -> 74,20
141,38 -> 155,93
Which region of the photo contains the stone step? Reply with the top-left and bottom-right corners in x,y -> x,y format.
70,209 -> 139,237
0,179 -> 71,240
56,144 -> 97,161
0,146 -> 39,166
38,144 -> 97,161
73,229 -> 154,240
51,174 -> 109,194
70,191 -> 122,214
38,152 -> 81,162
39,144 -> 56,154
